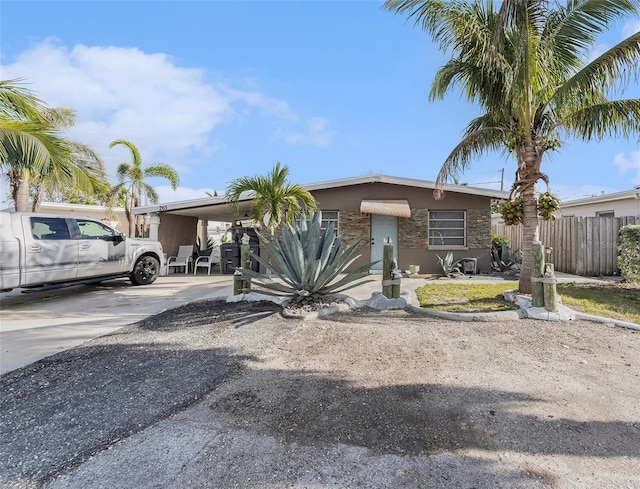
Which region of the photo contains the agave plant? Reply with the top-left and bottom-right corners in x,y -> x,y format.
240,211 -> 377,300
436,252 -> 463,277
491,244 -> 522,275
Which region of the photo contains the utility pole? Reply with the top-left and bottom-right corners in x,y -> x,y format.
500,168 -> 504,191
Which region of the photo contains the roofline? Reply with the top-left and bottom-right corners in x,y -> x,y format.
133,174 -> 509,215
301,174 -> 509,199
561,188 -> 640,207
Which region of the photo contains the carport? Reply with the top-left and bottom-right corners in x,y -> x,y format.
133,194 -> 257,268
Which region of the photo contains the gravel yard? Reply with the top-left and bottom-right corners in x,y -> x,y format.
1,299 -> 638,488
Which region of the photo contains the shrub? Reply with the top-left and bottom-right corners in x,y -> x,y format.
241,211 -> 377,301
491,244 -> 522,274
618,225 -> 640,282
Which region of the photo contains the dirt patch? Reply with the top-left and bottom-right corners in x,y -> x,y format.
208,307 -> 640,487
2,302 -> 639,488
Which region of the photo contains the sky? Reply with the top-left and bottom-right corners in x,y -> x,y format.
1,0 -> 639,206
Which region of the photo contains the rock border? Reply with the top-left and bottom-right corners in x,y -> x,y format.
225,288 -> 639,331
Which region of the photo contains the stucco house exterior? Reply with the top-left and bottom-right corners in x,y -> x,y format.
557,188 -> 640,218
134,174 -> 508,275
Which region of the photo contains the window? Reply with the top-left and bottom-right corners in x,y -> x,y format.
596,211 -> 614,218
295,211 -> 339,236
320,211 -> 339,236
30,217 -> 71,240
428,211 -> 466,247
77,219 -> 116,240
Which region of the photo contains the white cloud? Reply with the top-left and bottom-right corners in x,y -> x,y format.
284,117 -> 335,147
154,185 -> 221,204
623,19 -> 640,38
224,87 -> 298,121
0,39 -> 302,182
2,39 -> 233,175
613,151 -> 640,186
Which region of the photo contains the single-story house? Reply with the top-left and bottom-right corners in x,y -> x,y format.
557,188 -> 640,218
134,174 -> 508,275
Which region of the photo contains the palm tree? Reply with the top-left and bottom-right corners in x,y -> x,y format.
225,162 -> 317,234
1,79 -> 107,211
385,0 -> 640,293
109,139 -> 179,237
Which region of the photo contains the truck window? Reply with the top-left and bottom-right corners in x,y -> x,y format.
31,217 -> 71,240
77,219 -> 116,240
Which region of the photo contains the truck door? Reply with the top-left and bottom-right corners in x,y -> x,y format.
23,216 -> 79,285
74,218 -> 127,276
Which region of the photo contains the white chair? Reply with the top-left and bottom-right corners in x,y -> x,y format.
167,245 -> 194,274
194,249 -> 222,275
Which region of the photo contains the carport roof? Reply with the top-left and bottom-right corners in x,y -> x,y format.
132,174 -> 509,221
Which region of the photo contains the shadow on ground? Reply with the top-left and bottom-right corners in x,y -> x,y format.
0,300 -> 281,487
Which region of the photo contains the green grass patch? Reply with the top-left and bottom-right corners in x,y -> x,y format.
415,280 -> 640,324
557,282 -> 640,325
415,282 -> 518,313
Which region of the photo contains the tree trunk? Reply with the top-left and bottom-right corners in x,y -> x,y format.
13,172 -> 31,212
31,185 -> 44,212
517,143 -> 543,294
126,207 -> 135,237
519,184 -> 538,294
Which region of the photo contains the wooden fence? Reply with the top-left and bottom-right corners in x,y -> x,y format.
491,216 -> 638,276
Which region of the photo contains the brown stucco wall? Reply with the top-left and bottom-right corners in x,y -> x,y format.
311,183 -> 493,274
158,214 -> 199,258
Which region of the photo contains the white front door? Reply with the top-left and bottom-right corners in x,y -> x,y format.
370,214 -> 398,270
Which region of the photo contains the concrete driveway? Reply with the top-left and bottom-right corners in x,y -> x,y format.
0,274 -> 234,375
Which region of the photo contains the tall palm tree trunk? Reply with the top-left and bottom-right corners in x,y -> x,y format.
520,185 -> 538,294
517,143 -> 543,294
13,172 -> 31,212
126,207 -> 136,237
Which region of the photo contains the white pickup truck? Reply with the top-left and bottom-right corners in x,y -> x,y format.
0,212 -> 165,292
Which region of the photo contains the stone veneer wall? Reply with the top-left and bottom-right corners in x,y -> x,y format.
340,207 -> 491,250
398,208 -> 490,249
398,209 -> 428,248
466,208 -> 491,249
339,210 -> 370,244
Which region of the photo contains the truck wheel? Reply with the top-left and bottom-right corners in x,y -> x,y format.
130,255 -> 160,285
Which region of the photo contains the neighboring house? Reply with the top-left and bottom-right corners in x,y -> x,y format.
557,188 -> 640,218
134,174 -> 508,274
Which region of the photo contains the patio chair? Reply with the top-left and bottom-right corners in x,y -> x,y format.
194,248 -> 222,275
167,245 -> 194,274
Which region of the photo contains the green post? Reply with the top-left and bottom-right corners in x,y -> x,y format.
382,243 -> 394,299
531,241 -> 545,307
233,270 -> 243,295
240,243 -> 251,293
543,263 -> 558,313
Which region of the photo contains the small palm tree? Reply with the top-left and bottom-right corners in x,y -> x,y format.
225,162 -> 317,233
385,0 -> 640,293
109,139 -> 179,237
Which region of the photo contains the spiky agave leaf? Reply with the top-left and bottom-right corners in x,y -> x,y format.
238,210 -> 378,297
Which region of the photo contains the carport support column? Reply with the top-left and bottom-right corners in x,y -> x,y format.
149,213 -> 160,241
198,219 -> 208,250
